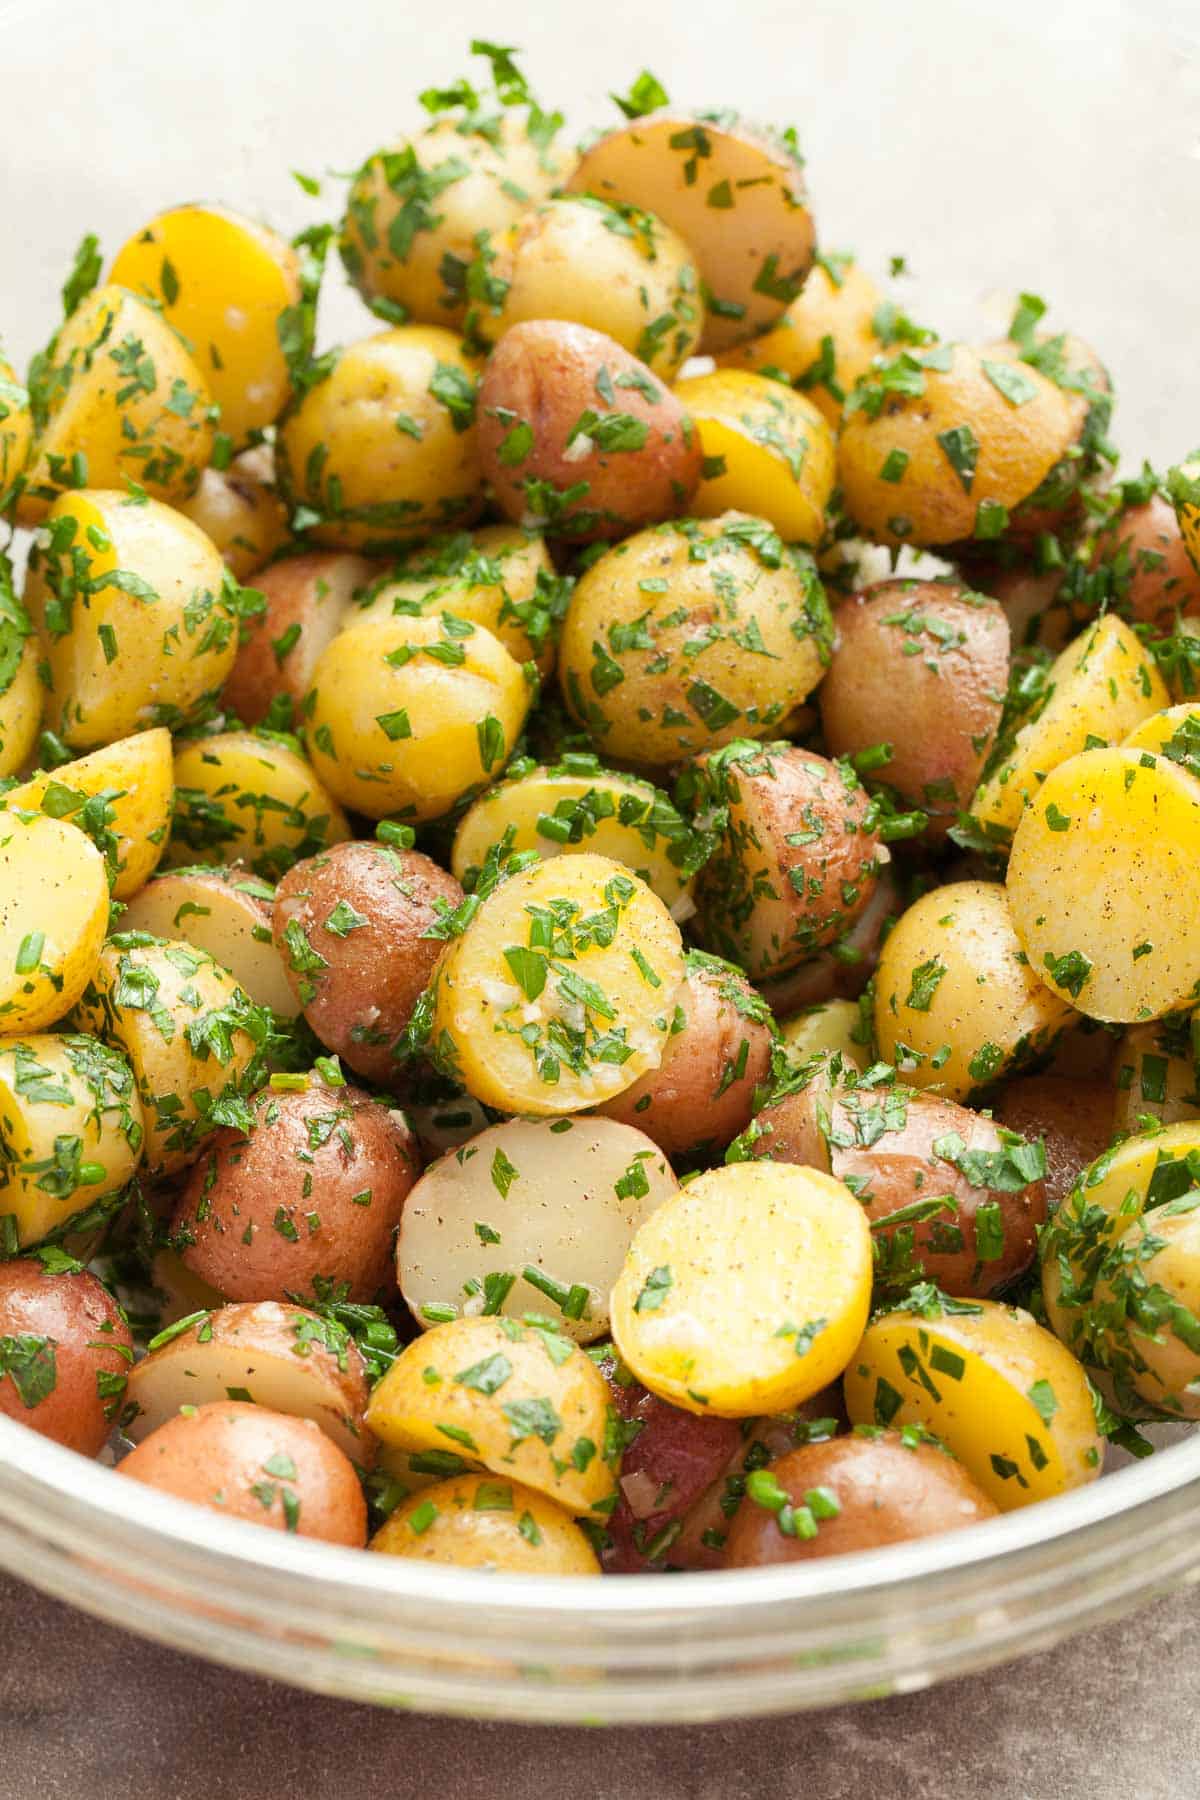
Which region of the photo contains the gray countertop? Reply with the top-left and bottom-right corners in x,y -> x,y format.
1,1570 -> 1195,1798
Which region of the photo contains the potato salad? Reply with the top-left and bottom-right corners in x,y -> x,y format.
2,41 -> 1200,1577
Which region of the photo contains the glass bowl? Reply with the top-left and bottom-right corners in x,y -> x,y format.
3,0 -> 1200,1726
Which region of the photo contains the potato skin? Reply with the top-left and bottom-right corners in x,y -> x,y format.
222,551 -> 371,729
994,1075 -> 1115,1210
1091,493 -> 1200,633
118,1401 -> 367,1545
820,580 -> 1009,836
478,321 -> 702,540
724,1432 -> 997,1565
597,951 -> 773,1157
691,741 -> 881,979
0,1260 -> 133,1456
273,842 -> 463,1086
171,1078 -> 419,1304
180,445 -> 290,582
748,1073 -> 1046,1296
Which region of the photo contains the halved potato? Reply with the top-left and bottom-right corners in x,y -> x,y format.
222,551 -> 372,730
169,730 -> 352,881
179,445 -> 290,582
566,111 -> 815,353
120,865 -> 296,1017
124,1299 -> 373,1465
3,728 -> 173,899
370,1473 -> 600,1573
673,370 -> 835,546
0,813 -> 108,1031
398,1115 -> 676,1344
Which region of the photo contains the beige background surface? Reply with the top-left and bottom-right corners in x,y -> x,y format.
2,0 -> 1200,1792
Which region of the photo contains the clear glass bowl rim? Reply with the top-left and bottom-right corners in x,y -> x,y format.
3,1409 -> 1200,1721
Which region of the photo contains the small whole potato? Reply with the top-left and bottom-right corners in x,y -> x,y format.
0,1258 -> 133,1456
276,326 -> 483,553
478,321 -> 702,540
1091,491 -> 1200,633
273,840 -> 463,1085
597,950 -> 774,1157
477,196 -> 703,380
748,1066 -> 1047,1295
715,253 -> 886,424
756,865 -> 900,1018
118,1400 -> 367,1545
820,579 -> 1009,836
995,1075 -> 1115,1210
690,741 -> 882,980
222,552 -> 372,731
723,1430 -> 997,1565
170,1075 -> 419,1304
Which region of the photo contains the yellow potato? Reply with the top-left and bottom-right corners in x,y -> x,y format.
0,812 -> 108,1031
4,728 -> 173,899
565,112 -> 814,354
843,1298 -> 1103,1510
428,851 -> 685,1115
353,524 -> 559,673
179,445 -> 290,581
0,356 -> 32,507
305,613 -> 531,821
365,1314 -> 619,1518
74,934 -> 270,1176
715,254 -> 885,424
778,999 -> 869,1072
610,1161 -> 872,1418
1122,702 -> 1200,760
1168,453 -> 1200,574
874,880 -> 1073,1101
341,111 -> 565,333
837,342 -> 1085,549
1007,747 -> 1200,1022
18,285 -> 214,523
0,1032 -> 144,1249
1086,1203 -> 1200,1418
450,759 -> 700,914
371,1473 -> 600,1574
972,616 -> 1168,839
24,490 -> 240,749
168,729 -> 351,881
673,370 -> 835,545
1112,1015 -> 1199,1134
398,1114 -> 677,1344
478,197 -> 702,380
0,633 -> 43,779
121,866 -> 297,1018
276,325 -> 482,552
110,206 -> 301,447
557,513 -> 831,767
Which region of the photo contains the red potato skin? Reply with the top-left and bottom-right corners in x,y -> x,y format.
118,1401 -> 367,1546
597,957 -> 773,1156
222,551 -> 372,727
171,1081 -> 420,1305
724,1433 -> 997,1566
0,1261 -> 133,1456
273,842 -> 463,1087
994,1075 -> 1115,1211
756,865 -> 900,1015
597,1352 -> 742,1572
819,580 -> 1009,838
478,321 -> 703,540
1092,495 -> 1200,633
750,1078 -> 1046,1295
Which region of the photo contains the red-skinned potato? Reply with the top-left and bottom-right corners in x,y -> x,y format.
994,1075 -> 1115,1210
688,741 -> 882,980
478,321 -> 702,541
756,866 -> 900,1016
723,1429 -> 997,1566
820,580 -> 1009,837
970,559 -> 1081,654
0,1259 -> 133,1456
118,1400 -> 367,1545
597,950 -> 774,1156
222,551 -> 372,728
125,1300 -> 374,1466
272,841 -> 463,1087
597,1349 -> 742,1571
1091,492 -> 1200,633
746,1064 -> 1046,1295
170,1076 -> 419,1304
